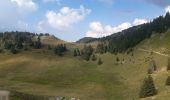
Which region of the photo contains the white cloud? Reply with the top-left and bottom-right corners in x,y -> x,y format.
133,18 -> 148,26
86,18 -> 148,38
165,5 -> 170,13
11,0 -> 37,11
86,21 -> 132,38
0,0 -> 36,32
42,5 -> 91,30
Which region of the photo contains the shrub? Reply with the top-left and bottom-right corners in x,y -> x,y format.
166,76 -> 170,85
98,58 -> 103,65
91,54 -> 97,61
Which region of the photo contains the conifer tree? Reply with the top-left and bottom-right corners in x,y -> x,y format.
98,58 -> 103,65
116,57 -> 120,62
139,75 -> 157,98
91,54 -> 97,61
73,49 -> 77,56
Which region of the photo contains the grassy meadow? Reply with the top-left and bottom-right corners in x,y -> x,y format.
1,33 -> 170,100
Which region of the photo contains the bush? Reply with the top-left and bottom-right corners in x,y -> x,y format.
139,75 -> 157,98
98,58 -> 103,65
116,57 -> 120,62
91,54 -> 97,61
166,76 -> 170,85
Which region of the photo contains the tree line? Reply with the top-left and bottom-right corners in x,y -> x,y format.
94,12 -> 170,54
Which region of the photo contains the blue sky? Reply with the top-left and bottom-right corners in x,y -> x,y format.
0,0 -> 170,41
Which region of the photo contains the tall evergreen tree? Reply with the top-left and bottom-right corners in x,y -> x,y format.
54,44 -> 67,56
139,75 -> 157,98
34,36 -> 42,49
73,49 -> 77,56
81,45 -> 94,61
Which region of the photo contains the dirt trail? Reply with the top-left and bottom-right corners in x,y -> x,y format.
138,48 -> 170,57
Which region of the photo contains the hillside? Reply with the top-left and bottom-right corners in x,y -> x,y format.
76,37 -> 97,43
0,13 -> 170,100
0,31 -> 168,100
78,13 -> 170,54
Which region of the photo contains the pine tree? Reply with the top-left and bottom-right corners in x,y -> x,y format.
116,57 -> 120,62
81,45 -> 93,61
98,58 -> 103,65
34,36 -> 42,49
91,54 -> 97,61
167,58 -> 170,70
166,76 -> 170,85
73,49 -> 77,56
139,75 -> 157,98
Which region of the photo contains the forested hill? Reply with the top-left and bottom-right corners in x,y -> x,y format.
79,12 -> 170,54
76,37 -> 97,43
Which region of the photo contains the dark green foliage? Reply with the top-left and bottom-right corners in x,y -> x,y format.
98,58 -> 103,65
73,48 -> 81,56
96,43 -> 107,54
116,57 -> 120,62
148,59 -> 157,74
89,12 -> 170,54
126,48 -> 133,54
81,45 -> 94,61
91,54 -> 97,61
166,76 -> 170,85
4,41 -> 13,49
139,75 -> 157,98
10,46 -> 18,54
3,32 -> 33,50
73,49 -> 77,56
54,44 -> 67,56
167,58 -> 170,70
0,49 -> 3,53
